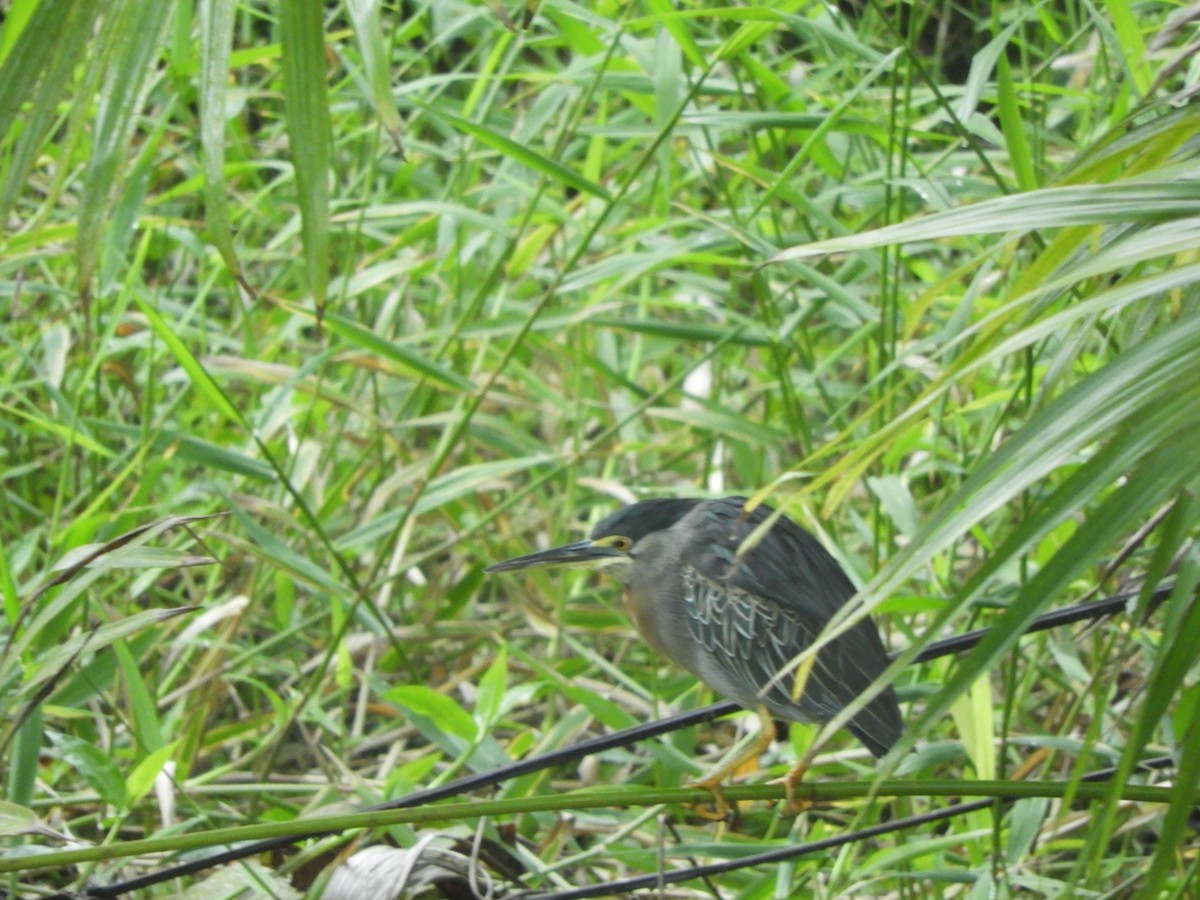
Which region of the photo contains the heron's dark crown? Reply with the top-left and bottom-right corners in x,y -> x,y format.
589,498 -> 704,544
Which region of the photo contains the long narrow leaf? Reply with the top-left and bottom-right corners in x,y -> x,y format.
75,0 -> 172,292
278,0 -> 332,316
436,109 -> 613,202
772,182 -> 1200,262
199,0 -> 243,278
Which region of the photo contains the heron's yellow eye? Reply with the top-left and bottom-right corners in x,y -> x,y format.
612,536 -> 633,551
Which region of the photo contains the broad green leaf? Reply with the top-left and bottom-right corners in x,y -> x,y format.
114,640 -> 163,753
385,685 -> 478,742
49,733 -> 127,809
0,801 -> 40,838
125,743 -> 177,806
475,644 -> 508,729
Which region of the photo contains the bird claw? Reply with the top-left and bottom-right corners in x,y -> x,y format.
687,776 -> 731,821
685,705 -> 778,821
774,763 -> 812,814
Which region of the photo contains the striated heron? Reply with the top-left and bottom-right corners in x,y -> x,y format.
487,496 -> 902,814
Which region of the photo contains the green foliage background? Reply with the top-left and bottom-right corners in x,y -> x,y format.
2,0 -> 1199,896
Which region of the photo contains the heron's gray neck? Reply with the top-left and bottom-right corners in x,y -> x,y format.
624,529 -> 703,671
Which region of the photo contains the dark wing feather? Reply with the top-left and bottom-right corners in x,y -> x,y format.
681,498 -> 902,757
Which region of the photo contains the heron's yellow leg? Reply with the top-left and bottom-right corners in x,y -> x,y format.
687,706 -> 776,820
780,762 -> 812,814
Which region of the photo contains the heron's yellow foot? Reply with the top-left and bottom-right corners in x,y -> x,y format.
686,706 -> 777,821
779,763 -> 811,814
687,774 -> 732,820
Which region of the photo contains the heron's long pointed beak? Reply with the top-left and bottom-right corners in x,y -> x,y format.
485,540 -> 624,573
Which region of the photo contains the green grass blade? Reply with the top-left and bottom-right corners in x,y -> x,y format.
277,0 -> 332,316
198,0 -> 243,279
0,0 -> 102,224
772,182 -> 1200,261
132,295 -> 241,426
434,109 -> 614,202
345,0 -> 405,152
74,0 -> 172,294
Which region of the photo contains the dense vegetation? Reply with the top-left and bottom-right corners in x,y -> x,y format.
2,1 -> 1199,896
